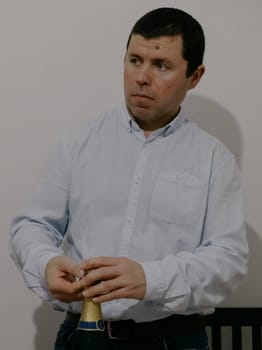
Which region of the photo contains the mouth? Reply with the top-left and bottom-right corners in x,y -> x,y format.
131,94 -> 154,101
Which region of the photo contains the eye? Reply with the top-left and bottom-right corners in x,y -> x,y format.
129,56 -> 141,66
154,61 -> 168,71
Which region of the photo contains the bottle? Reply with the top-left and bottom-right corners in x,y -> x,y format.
71,298 -> 112,349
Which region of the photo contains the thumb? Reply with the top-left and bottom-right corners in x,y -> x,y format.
51,255 -> 84,279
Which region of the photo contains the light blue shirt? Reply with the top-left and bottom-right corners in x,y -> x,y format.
9,103 -> 248,322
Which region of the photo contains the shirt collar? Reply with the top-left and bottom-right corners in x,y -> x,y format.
120,102 -> 185,140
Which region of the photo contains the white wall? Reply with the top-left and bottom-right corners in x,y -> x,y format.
1,1 -> 261,349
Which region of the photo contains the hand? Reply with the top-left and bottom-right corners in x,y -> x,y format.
79,256 -> 146,303
45,256 -> 84,303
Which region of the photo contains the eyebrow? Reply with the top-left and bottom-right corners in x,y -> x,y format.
127,52 -> 141,58
152,58 -> 173,65
127,52 -> 173,65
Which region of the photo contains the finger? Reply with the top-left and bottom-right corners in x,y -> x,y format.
80,256 -> 119,271
51,277 -> 84,296
51,279 -> 84,300
59,260 -> 84,279
91,287 -> 125,303
82,276 -> 122,298
79,266 -> 117,290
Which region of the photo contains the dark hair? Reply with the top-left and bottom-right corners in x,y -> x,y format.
126,7 -> 205,77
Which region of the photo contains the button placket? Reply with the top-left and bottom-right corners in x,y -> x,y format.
119,144 -> 148,256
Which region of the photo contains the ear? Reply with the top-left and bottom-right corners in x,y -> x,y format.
188,65 -> 205,90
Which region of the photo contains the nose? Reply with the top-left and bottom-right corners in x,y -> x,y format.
136,66 -> 151,87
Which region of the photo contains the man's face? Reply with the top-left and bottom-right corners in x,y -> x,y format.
124,34 -> 203,133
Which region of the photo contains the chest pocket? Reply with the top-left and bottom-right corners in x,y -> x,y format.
150,171 -> 203,227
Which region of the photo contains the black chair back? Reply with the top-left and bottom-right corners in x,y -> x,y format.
206,308 -> 262,350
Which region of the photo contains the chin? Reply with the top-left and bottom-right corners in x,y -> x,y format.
130,105 -> 151,117
133,112 -> 152,124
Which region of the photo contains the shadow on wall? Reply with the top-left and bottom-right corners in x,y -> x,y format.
33,302 -> 64,350
183,94 -> 244,168
183,95 -> 262,305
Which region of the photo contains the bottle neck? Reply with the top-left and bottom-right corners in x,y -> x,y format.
80,298 -> 102,322
78,298 -> 105,331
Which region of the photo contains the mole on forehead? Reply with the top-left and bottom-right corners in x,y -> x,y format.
155,44 -> 160,50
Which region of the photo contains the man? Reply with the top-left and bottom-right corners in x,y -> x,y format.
9,7 -> 248,350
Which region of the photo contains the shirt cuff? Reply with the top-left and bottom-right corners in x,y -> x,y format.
141,261 -> 167,301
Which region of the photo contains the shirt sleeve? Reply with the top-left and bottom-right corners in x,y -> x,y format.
9,134 -> 71,301
141,153 -> 248,314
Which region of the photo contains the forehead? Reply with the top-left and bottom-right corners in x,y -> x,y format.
127,34 -> 184,59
